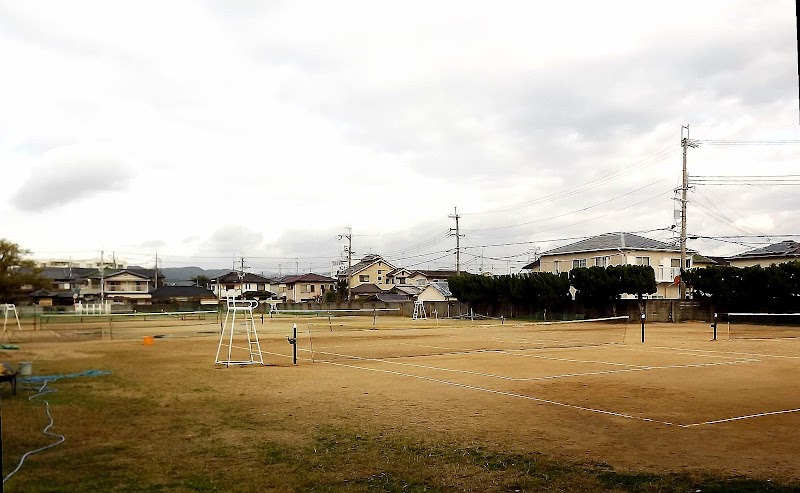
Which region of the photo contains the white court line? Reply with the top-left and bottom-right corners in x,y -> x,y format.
240,346 -> 796,428
681,408 -> 800,427
309,349 -> 757,382
648,345 -> 800,360
322,359 -> 676,426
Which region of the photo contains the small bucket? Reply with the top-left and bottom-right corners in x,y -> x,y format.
143,336 -> 155,346
18,361 -> 32,375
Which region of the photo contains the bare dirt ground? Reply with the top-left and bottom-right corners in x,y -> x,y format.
4,316 -> 800,484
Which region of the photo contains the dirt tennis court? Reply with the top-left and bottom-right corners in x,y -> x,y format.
4,315 -> 800,486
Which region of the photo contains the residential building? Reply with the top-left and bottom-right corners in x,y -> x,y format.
522,232 -> 694,299
339,254 -> 397,291
385,267 -> 414,286
407,270 -> 460,287
725,240 -> 800,268
100,270 -> 153,303
210,272 -> 274,299
417,281 -> 455,303
274,273 -> 337,302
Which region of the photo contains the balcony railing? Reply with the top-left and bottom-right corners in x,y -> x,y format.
655,267 -> 681,283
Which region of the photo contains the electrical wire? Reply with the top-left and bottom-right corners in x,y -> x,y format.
461,147 -> 680,216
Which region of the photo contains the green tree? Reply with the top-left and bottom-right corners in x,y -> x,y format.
191,275 -> 211,287
683,261 -> 800,312
0,239 -> 48,303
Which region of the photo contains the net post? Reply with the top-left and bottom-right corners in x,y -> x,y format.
711,313 -> 717,341
640,313 -> 646,343
287,323 -> 297,365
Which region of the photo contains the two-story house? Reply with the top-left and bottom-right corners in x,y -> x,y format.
274,273 -> 337,302
210,272 -> 274,299
339,254 -> 397,292
523,232 -> 695,299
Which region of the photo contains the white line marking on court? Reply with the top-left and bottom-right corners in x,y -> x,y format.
310,349 -> 757,382
322,360 -> 676,426
681,408 -> 800,427
647,345 -> 800,360
240,346 -> 794,428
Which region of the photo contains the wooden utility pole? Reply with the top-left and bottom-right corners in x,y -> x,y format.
449,207 -> 463,274
338,228 -> 353,301
680,125 -> 699,298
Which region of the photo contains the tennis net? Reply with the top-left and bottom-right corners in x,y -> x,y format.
723,312 -> 800,340
303,315 -> 630,362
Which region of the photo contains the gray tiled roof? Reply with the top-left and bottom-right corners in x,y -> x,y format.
726,240 -> 800,260
427,281 -> 452,297
279,273 -> 336,284
340,255 -> 395,276
542,232 -> 683,256
214,271 -> 274,283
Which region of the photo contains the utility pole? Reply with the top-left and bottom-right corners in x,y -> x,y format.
154,252 -> 159,289
680,124 -> 699,298
100,250 -> 104,307
338,228 -> 353,301
449,207 -> 463,274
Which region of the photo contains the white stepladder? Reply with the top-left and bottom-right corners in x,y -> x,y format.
2,304 -> 22,344
215,298 -> 264,367
412,301 -> 427,320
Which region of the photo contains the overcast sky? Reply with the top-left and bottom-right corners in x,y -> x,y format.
1,0 -> 798,276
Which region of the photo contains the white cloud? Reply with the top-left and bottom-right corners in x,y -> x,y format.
0,0 -> 797,272
11,144 -> 135,212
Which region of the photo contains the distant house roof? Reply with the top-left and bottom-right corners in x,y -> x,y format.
279,273 -> 336,284
104,269 -> 151,280
213,271 -> 274,283
409,270 -> 460,279
725,240 -> 800,261
350,283 -> 384,294
365,293 -> 411,303
521,258 -> 541,271
151,286 -> 216,300
340,255 -> 396,277
540,232 -> 685,256
389,285 -> 422,296
691,254 -> 718,265
39,267 -> 97,281
426,281 -> 452,298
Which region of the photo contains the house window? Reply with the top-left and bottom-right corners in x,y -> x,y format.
310,285 -> 315,292
685,258 -> 692,269
594,256 -> 609,267
377,276 -> 382,282
397,277 -> 406,285
636,256 -> 650,266
572,259 -> 587,269
359,275 -> 369,282
671,258 -> 681,268
377,270 -> 382,274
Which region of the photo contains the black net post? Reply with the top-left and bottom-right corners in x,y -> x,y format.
287,323 -> 297,365
711,313 -> 718,341
640,313 -> 646,343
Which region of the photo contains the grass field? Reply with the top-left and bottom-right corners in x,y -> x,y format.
1,314 -> 799,492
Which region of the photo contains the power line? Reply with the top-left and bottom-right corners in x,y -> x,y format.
461,147 -> 680,216
464,179 -> 671,234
